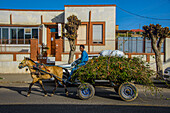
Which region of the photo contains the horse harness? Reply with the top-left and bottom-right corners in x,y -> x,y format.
29,63 -> 51,77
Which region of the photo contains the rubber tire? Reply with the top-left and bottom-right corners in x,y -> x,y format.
77,83 -> 95,100
118,82 -> 138,102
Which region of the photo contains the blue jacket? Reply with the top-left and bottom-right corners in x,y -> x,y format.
80,50 -> 88,63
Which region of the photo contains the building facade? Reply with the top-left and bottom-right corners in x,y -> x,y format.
0,4 -> 169,74
0,5 -> 116,63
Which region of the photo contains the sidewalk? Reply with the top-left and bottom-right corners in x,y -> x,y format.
0,73 -> 32,83
0,73 -> 169,85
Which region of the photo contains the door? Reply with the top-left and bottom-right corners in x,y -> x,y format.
46,26 -> 63,61
51,32 -> 56,56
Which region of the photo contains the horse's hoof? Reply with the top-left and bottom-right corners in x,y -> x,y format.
44,94 -> 47,97
65,92 -> 69,96
50,94 -> 54,97
27,94 -> 30,97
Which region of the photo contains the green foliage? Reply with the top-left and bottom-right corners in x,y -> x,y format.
63,15 -> 81,63
71,56 -> 155,86
143,24 -> 169,40
63,15 -> 81,40
142,24 -> 169,78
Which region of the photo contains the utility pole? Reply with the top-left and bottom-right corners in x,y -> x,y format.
139,24 -> 141,29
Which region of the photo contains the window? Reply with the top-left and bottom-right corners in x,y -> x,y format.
77,24 -> 87,44
25,28 -> 31,34
2,28 -> 9,44
75,22 -> 105,45
25,34 -> 31,44
92,25 -> 103,44
32,29 -> 38,39
24,28 -> 31,44
0,27 -> 39,44
50,28 -> 57,32
10,28 -> 17,44
91,22 -> 105,45
18,28 -> 24,44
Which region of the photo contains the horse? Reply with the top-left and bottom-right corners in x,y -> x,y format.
18,57 -> 69,97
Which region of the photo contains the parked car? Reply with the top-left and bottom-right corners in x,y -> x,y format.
164,67 -> 170,81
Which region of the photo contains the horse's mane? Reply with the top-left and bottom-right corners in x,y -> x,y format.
25,57 -> 36,63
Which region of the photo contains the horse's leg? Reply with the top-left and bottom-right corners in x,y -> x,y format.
27,83 -> 34,97
51,79 -> 58,96
27,79 -> 38,97
64,85 -> 68,96
62,82 -> 68,96
39,80 -> 47,97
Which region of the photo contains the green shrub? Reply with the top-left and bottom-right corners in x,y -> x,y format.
71,56 -> 155,86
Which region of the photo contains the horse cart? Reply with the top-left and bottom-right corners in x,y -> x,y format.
19,56 -> 138,102
34,65 -> 138,101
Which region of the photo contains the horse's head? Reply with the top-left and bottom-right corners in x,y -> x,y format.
18,57 -> 29,69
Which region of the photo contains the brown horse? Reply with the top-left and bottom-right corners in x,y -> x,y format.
18,57 -> 68,97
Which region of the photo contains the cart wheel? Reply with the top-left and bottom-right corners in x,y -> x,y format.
118,82 -> 138,101
77,83 -> 95,100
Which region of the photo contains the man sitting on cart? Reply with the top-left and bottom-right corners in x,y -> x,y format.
68,45 -> 88,80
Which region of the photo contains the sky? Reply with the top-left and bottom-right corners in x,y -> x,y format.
0,0 -> 170,30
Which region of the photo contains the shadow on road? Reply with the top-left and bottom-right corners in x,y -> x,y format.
0,83 -> 49,97
0,83 -> 122,101
94,86 -> 122,101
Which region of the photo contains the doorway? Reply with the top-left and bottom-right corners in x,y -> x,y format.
46,25 -> 63,61
49,28 -> 59,57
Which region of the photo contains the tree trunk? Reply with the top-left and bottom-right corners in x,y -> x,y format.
155,52 -> 163,78
151,37 -> 163,79
68,39 -> 76,64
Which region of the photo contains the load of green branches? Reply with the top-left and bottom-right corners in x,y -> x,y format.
72,56 -> 155,86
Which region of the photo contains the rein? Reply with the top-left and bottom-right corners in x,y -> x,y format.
26,61 -> 51,75
21,58 -> 51,76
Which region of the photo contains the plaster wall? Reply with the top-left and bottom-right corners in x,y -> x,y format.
0,10 -> 64,25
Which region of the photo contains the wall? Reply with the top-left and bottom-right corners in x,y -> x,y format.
164,38 -> 170,70
0,54 -> 30,73
0,61 -> 29,73
0,10 -> 64,25
165,38 -> 170,62
0,10 -> 64,46
0,45 -> 30,52
64,5 -> 116,53
0,53 -> 30,62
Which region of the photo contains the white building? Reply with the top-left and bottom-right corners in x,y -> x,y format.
0,4 -> 169,73
0,5 -> 117,73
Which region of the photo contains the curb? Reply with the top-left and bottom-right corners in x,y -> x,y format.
151,79 -> 170,84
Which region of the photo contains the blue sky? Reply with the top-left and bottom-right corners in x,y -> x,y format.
0,0 -> 170,30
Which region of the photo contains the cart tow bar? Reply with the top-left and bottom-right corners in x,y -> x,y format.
32,66 -> 74,85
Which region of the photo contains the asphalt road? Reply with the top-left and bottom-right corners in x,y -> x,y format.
0,83 -> 170,113
0,104 -> 170,113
